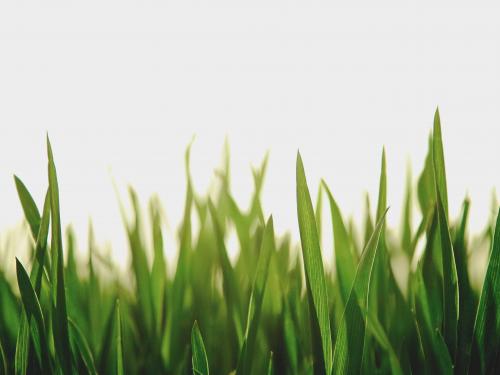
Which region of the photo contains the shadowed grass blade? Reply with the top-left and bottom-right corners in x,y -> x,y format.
68,319 -> 98,375
15,259 -> 51,373
470,208 -> 500,373
0,338 -> 6,375
333,209 -> 388,375
237,217 -> 275,375
14,189 -> 50,375
296,152 -> 332,375
191,321 -> 209,375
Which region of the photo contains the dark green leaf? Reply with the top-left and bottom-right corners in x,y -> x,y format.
191,321 -> 209,375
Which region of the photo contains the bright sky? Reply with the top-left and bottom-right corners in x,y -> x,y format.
1,2 -> 500,266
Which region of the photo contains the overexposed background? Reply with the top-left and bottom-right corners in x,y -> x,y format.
1,1 -> 499,266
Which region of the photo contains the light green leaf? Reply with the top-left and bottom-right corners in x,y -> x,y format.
296,152 -> 332,375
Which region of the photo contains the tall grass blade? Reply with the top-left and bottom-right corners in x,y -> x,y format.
470,208 -> 500,373
296,152 -> 332,375
322,181 -> 356,304
332,209 -> 388,375
236,217 -> 275,375
47,136 -> 73,374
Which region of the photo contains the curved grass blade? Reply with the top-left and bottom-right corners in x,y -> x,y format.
14,190 -> 51,375
14,176 -> 41,240
191,321 -> 209,375
322,181 -> 356,304
47,136 -> 72,374
236,217 -> 275,375
68,319 -> 98,375
296,152 -> 332,375
15,259 -> 52,373
332,209 -> 388,375
469,208 -> 500,373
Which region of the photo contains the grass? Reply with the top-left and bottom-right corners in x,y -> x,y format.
0,108 -> 499,374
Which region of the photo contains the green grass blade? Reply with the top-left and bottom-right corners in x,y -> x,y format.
376,148 -> 387,222
401,166 -> 413,255
236,217 -> 275,375
14,189 -> 50,375
208,199 -> 244,347
13,175 -> 41,240
68,319 -> 98,375
432,108 -> 449,219
333,208 -> 388,375
296,152 -> 332,375
454,198 -> 476,375
436,194 -> 459,359
0,337 -> 7,375
322,181 -> 356,304
470,208 -> 500,373
47,136 -> 72,374
266,352 -> 273,375
115,300 -> 124,375
191,321 -> 209,375
15,259 -> 51,373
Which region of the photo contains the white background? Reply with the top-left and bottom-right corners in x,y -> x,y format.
1,1 -> 499,265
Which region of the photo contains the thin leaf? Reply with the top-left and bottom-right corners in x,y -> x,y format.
236,217 -> 275,375
68,319 -> 98,375
322,181 -> 356,304
15,259 -> 51,373
296,152 -> 332,375
115,300 -> 124,375
47,136 -> 72,374
191,321 -> 209,375
470,208 -> 500,373
14,175 -> 41,240
332,209 -> 388,375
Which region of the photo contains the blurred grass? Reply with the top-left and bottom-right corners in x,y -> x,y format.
0,109 -> 499,374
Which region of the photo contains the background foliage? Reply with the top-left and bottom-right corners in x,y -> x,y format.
0,110 -> 499,374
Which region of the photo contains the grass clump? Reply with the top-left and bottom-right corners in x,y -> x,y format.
0,109 -> 499,374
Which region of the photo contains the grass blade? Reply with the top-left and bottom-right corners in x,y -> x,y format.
13,176 -> 41,240
432,108 -> 449,219
322,181 -> 356,304
191,321 -> 209,375
332,209 -> 388,375
115,300 -> 124,375
68,319 -> 98,375
47,136 -> 72,374
470,208 -> 500,373
14,189 -> 50,375
15,259 -> 51,373
236,217 -> 275,375
296,152 -> 332,375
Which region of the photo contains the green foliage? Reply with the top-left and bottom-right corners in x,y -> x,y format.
0,110 -> 498,374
